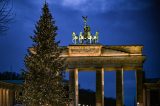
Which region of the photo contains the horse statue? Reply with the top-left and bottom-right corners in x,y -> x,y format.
72,32 -> 78,44
79,32 -> 84,44
92,32 -> 99,44
87,32 -> 92,44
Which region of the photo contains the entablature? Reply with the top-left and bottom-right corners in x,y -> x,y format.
61,44 -> 144,57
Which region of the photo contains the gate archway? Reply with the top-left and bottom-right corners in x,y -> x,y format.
61,44 -> 145,106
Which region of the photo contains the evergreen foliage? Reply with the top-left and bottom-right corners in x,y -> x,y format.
23,2 -> 68,106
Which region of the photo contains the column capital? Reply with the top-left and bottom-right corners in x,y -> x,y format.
68,68 -> 79,72
115,67 -> 124,71
95,67 -> 104,71
135,67 -> 143,71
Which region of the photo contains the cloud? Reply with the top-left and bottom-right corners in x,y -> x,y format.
53,0 -> 106,12
62,0 -> 87,7
53,0 -> 153,13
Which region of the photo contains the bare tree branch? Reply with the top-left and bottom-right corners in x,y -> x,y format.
0,0 -> 13,33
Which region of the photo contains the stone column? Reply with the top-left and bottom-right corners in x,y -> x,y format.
74,68 -> 79,106
0,89 -> 3,106
69,70 -> 74,106
146,89 -> 150,106
8,90 -> 11,106
6,89 -> 9,106
3,89 -> 6,106
69,68 -> 79,106
136,70 -> 144,106
96,68 -> 104,106
116,68 -> 124,106
10,90 -> 14,106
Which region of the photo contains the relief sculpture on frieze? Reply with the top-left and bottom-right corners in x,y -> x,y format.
69,45 -> 102,56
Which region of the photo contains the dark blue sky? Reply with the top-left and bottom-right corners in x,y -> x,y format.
0,0 -> 159,106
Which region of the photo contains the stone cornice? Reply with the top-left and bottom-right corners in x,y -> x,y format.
29,44 -> 145,70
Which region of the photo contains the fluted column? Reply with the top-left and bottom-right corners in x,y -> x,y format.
6,89 -> 9,106
136,70 -> 144,106
74,68 -> 78,106
0,89 -> 3,106
3,89 -> 6,106
116,68 -> 124,106
8,90 -> 11,106
10,90 -> 15,106
69,68 -> 79,106
96,68 -> 104,106
146,89 -> 150,106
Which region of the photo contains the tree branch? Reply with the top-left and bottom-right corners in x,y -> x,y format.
0,0 -> 13,34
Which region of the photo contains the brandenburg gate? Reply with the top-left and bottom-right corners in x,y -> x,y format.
62,17 -> 145,106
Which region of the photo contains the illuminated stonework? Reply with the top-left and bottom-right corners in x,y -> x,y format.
0,81 -> 22,106
29,44 -> 145,106
1,44 -> 146,106
62,44 -> 145,106
68,45 -> 102,56
61,44 -> 145,71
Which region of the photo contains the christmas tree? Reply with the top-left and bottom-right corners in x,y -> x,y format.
23,2 -> 69,106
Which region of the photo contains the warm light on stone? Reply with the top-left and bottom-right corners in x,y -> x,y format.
66,44 -> 145,106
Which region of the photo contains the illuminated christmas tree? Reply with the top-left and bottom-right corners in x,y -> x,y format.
23,2 -> 68,106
